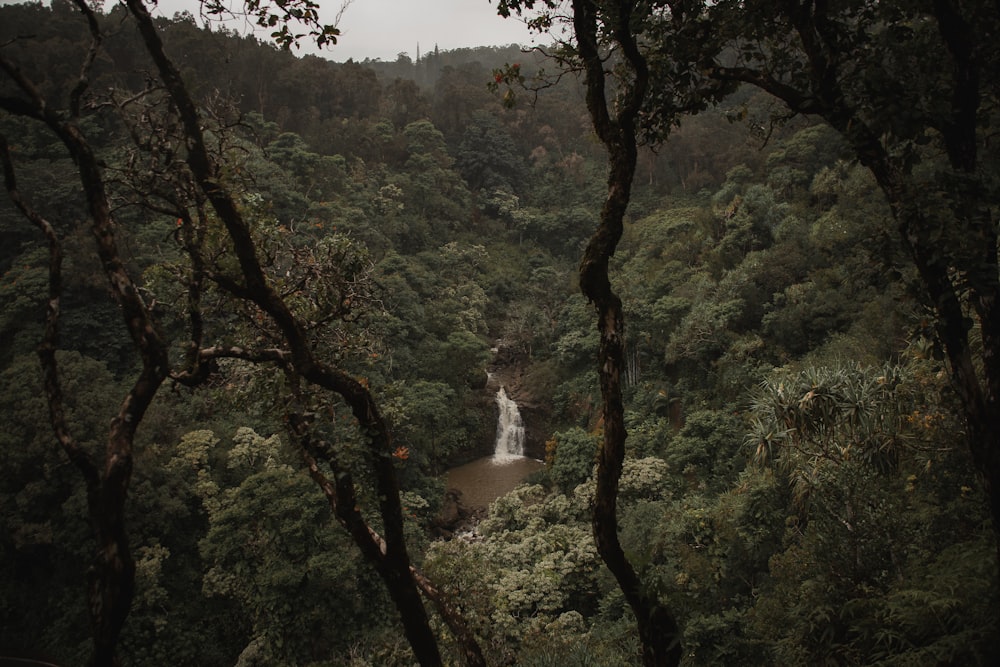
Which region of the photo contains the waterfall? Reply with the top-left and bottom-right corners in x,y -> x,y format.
493,386 -> 525,462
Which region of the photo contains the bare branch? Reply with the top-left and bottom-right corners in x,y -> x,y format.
68,0 -> 103,118
0,134 -> 99,484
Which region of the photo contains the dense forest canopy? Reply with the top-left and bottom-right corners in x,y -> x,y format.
0,1 -> 997,665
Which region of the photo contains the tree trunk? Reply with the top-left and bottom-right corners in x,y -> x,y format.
580,149 -> 683,667
298,434 -> 444,667
87,479 -> 136,667
573,2 -> 683,664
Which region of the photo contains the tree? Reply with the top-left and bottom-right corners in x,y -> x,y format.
0,4 -> 172,659
0,2 -> 483,665
640,0 -> 1000,566
557,3 -> 684,662
193,428 -> 389,665
499,0 -> 1000,638
0,352 -> 127,664
494,1 -> 726,663
455,110 -> 527,193
745,362 -> 996,662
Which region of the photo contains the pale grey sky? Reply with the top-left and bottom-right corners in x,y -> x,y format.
0,0 -> 543,61
148,0 -> 543,62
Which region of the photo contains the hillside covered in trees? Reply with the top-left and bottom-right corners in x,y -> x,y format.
1,1 -> 998,665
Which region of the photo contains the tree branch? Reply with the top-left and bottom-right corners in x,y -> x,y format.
0,134 -> 99,485
68,0 -> 102,118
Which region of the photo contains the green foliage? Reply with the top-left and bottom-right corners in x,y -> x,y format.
547,427 -> 599,492
427,484 -> 603,660
748,363 -> 917,483
2,2 -> 998,663
455,110 -> 527,193
663,409 -> 745,493
204,0 -> 340,50
0,352 -> 123,663
193,430 -> 391,665
390,379 -> 466,475
0,246 -> 48,359
738,361 -> 996,664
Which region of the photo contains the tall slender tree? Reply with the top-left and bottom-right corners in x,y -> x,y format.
494,0 -> 728,663
568,2 -> 684,664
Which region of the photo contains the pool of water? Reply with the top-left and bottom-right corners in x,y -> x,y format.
445,455 -> 544,510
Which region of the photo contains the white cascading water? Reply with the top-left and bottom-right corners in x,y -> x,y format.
493,386 -> 525,462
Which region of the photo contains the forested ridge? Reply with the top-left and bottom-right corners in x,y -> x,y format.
0,1 -> 997,665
